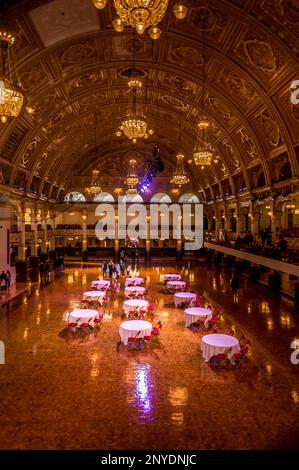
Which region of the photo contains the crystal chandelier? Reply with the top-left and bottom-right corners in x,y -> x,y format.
93,1 -> 188,40
0,30 -> 24,124
116,78 -> 153,143
171,80 -> 189,187
171,153 -> 189,187
193,119 -> 213,169
193,17 -> 213,169
86,169 -> 102,195
126,159 -> 139,194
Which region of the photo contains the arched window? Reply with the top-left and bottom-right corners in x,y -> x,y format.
64,192 -> 86,202
179,193 -> 199,203
119,194 -> 144,203
93,192 -> 115,202
151,192 -> 172,203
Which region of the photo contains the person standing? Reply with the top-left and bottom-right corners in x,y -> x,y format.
120,259 -> 125,277
111,263 -> 117,281
108,260 -> 113,278
6,270 -> 11,289
102,261 -> 108,279
230,274 -> 240,302
115,262 -> 121,279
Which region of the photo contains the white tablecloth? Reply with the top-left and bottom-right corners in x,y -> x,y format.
83,290 -> 106,300
167,280 -> 186,292
201,334 -> 240,361
119,320 -> 152,345
163,274 -> 181,282
123,299 -> 149,317
124,286 -> 146,298
174,292 -> 196,307
125,277 -> 144,287
91,280 -> 111,290
184,307 -> 212,327
69,308 -> 99,326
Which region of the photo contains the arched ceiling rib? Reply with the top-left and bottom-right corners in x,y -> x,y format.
0,0 -> 298,201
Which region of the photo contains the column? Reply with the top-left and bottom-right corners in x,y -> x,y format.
115,213 -> 119,260
251,214 -> 260,240
215,215 -> 222,241
236,216 -> 243,236
31,219 -> 38,256
41,211 -> 48,254
49,217 -> 56,251
82,211 -> 87,260
0,205 -> 16,283
272,210 -> 282,244
146,213 -> 151,254
17,215 -> 26,261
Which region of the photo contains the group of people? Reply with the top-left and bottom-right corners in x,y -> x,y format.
0,270 -> 11,292
102,259 -> 127,280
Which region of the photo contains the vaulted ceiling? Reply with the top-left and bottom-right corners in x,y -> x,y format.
0,0 -> 299,201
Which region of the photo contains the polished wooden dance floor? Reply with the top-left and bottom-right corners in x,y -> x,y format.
0,261 -> 298,449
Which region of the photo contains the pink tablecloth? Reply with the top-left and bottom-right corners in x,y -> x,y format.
201,334 -> 240,361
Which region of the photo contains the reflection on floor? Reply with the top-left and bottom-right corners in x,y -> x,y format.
0,260 -> 298,450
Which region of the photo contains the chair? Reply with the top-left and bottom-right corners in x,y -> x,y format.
231,346 -> 249,368
67,322 -> 78,332
228,329 -> 235,336
127,337 -> 137,351
208,348 -> 232,369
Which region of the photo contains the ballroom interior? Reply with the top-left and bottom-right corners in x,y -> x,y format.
0,0 -> 299,451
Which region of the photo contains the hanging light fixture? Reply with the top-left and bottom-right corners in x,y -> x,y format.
92,0 -> 108,8
171,153 -> 189,187
85,116 -> 102,196
116,36 -> 153,142
119,78 -> 147,142
93,1 -> 188,39
86,169 -> 102,195
193,16 -> 213,169
173,3 -> 188,20
126,159 -> 139,194
171,80 -> 189,187
0,29 -> 24,124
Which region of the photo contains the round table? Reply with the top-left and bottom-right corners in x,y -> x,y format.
119,320 -> 152,345
125,277 -> 144,287
123,299 -> 149,317
163,273 -> 181,282
83,290 -> 106,300
184,307 -> 212,328
124,286 -> 146,298
173,292 -> 196,307
167,280 -> 186,292
201,334 -> 240,362
68,308 -> 99,326
91,280 -> 110,290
